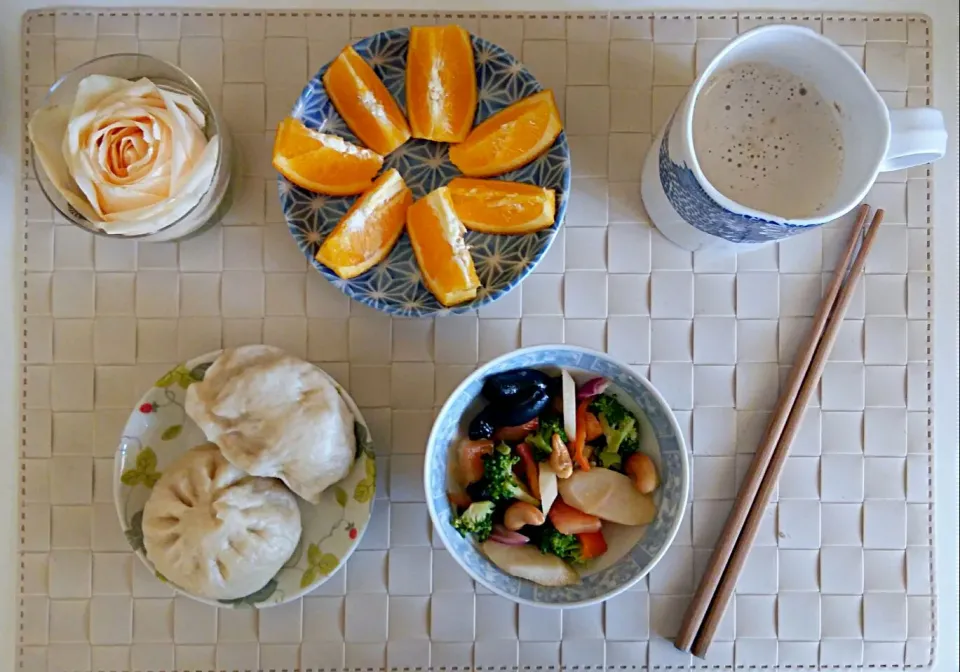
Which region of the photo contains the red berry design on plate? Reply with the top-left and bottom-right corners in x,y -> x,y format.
349,528 -> 358,540
139,403 -> 154,414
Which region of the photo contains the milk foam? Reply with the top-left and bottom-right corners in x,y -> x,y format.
692,62 -> 844,219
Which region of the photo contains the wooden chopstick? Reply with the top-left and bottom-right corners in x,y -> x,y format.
689,206 -> 885,655
673,204 -> 878,655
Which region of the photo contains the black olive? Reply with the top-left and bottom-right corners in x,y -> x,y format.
467,410 -> 496,440
487,387 -> 551,427
482,368 -> 551,403
545,374 -> 562,398
465,480 -> 488,502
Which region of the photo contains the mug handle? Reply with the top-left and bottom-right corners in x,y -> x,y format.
878,108 -> 948,172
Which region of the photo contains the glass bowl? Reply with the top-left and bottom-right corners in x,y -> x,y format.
30,53 -> 233,243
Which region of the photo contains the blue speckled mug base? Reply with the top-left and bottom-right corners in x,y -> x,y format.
641,119 -> 806,252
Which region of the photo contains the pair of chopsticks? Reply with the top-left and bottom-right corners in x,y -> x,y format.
675,204 -> 885,657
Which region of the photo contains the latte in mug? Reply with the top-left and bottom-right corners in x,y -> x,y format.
692,62 -> 844,220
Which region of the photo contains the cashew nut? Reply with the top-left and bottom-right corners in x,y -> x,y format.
550,433 -> 574,479
625,453 -> 659,494
503,501 -> 546,531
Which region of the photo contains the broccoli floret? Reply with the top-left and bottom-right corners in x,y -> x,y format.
452,501 -> 495,541
527,415 -> 566,462
589,394 -> 640,470
598,449 -> 623,470
590,394 -> 631,426
592,395 -> 640,453
598,413 -> 637,454
480,444 -> 539,506
534,523 -> 582,563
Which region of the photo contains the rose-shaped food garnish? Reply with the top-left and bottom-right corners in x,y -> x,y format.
29,74 -> 219,236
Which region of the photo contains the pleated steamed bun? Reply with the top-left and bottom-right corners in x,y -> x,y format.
142,443 -> 301,600
185,345 -> 356,504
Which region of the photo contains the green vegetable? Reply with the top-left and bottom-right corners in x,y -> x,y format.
591,394 -> 640,460
598,449 -> 623,469
589,394 -> 631,427
452,501 -> 496,542
534,523 -> 582,563
599,413 -> 637,454
480,444 -> 539,506
526,415 -> 566,462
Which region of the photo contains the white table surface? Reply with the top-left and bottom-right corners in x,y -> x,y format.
1,1 -> 955,670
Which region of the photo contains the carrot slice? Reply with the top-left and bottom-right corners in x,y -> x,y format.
576,530 -> 608,560
572,399 -> 592,471
548,499 -> 601,535
514,443 -> 540,500
493,418 -> 539,443
458,439 -> 494,485
448,490 -> 472,510
583,411 -> 603,442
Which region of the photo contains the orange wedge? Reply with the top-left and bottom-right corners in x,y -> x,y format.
316,169 -> 412,279
322,46 -> 412,155
447,178 -> 556,234
406,25 -> 478,142
273,117 -> 384,196
406,187 -> 480,307
448,90 -> 563,178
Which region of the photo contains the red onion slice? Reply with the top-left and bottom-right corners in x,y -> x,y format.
576,377 -> 610,400
490,524 -> 529,545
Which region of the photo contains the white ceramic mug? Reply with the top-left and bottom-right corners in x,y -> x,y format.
641,25 -> 948,251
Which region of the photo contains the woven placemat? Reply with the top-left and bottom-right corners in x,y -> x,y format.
19,9 -> 937,672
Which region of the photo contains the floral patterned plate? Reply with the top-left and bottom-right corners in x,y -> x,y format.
113,351 -> 375,608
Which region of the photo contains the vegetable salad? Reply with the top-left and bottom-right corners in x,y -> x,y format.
448,368 -> 661,587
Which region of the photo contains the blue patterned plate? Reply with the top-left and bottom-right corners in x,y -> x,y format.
425,345 -> 691,607
279,27 -> 571,317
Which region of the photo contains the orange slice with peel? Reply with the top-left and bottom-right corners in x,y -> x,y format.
406,186 -> 481,307
448,90 -> 563,178
272,117 -> 384,196
322,46 -> 412,155
406,25 -> 478,142
315,169 -> 412,279
447,177 -> 556,234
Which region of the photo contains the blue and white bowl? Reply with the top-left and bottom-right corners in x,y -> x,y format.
280,27 -> 571,317
425,345 -> 690,607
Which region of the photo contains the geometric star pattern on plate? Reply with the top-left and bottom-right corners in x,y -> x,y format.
279,27 -> 571,317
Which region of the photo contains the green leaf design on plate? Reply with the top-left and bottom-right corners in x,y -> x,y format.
218,578 -> 278,607
161,425 -> 182,441
136,449 -> 157,473
155,570 -> 168,583
124,510 -> 145,553
354,478 -> 374,503
317,553 -> 339,575
154,367 -> 179,388
300,566 -> 319,589
120,470 -> 141,487
333,486 -> 348,508
365,456 -> 376,479
301,543 -> 341,588
189,362 -> 212,381
307,542 -> 322,567
155,364 -> 199,390
354,421 -> 373,453
121,448 -> 162,489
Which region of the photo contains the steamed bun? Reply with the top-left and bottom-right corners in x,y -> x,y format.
142,443 -> 301,600
185,345 -> 356,504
